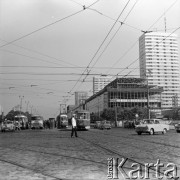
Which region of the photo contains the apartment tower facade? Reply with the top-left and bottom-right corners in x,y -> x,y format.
139,32 -> 180,108
93,76 -> 113,94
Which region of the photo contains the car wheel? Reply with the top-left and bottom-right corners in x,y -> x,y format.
137,132 -> 142,135
150,128 -> 154,135
162,128 -> 167,134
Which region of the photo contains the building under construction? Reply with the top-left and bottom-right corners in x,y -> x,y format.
85,78 -> 163,116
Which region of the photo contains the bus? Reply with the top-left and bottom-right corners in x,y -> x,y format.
31,115 -> 44,129
14,114 -> 28,129
56,114 -> 68,129
75,110 -> 90,130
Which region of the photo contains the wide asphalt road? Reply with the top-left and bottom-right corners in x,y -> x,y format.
0,127 -> 179,180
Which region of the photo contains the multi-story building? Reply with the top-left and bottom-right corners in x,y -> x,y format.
75,91 -> 88,107
139,32 -> 180,108
93,75 -> 113,94
86,78 -> 163,116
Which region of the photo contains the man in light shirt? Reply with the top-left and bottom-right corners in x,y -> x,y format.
71,115 -> 78,137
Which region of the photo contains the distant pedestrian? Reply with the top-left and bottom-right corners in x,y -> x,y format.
47,120 -> 50,129
71,115 -> 78,138
15,121 -> 21,131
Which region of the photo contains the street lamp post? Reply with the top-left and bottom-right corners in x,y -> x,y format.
25,101 -> 29,112
146,70 -> 152,119
98,96 -> 100,120
30,106 -> 33,115
19,96 -> 24,115
114,96 -> 118,127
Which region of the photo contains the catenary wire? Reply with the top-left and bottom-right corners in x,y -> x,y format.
73,0 -> 139,97
84,0 -> 139,80
0,65 -> 144,70
0,39 -> 82,68
0,72 -> 140,76
68,0 -> 132,95
106,0 -> 179,81
66,0 -> 179,103
118,26 -> 180,79
0,0 -> 100,48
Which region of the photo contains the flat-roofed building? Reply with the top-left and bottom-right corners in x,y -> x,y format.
139,32 -> 180,108
86,78 -> 163,116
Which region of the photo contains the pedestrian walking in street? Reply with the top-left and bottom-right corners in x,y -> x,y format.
15,121 -> 21,131
71,115 -> 78,138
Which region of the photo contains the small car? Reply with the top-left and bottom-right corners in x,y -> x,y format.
135,119 -> 169,135
168,121 -> 176,130
175,123 -> 180,133
1,120 -> 15,132
99,120 -> 111,130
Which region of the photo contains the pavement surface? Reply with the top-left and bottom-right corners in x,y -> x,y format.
0,128 -> 180,180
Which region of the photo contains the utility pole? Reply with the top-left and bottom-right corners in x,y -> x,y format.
19,96 -> 24,115
147,85 -> 150,119
114,77 -> 118,127
25,101 -> 29,112
30,105 -> 33,115
115,98 -> 117,127
98,96 -> 100,120
146,70 -> 152,119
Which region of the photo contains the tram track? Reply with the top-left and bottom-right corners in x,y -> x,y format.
86,129 -> 180,167
89,129 -> 180,149
0,158 -> 66,180
87,130 -> 180,160
78,136 -> 179,180
0,145 -> 107,166
0,129 -> 179,180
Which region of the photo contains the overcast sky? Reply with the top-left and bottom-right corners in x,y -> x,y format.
0,0 -> 180,118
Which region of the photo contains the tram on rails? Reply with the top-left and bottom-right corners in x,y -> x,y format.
14,114 -> 29,129
75,110 -> 90,130
56,114 -> 69,129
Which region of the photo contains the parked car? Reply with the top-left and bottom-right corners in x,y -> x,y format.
99,120 -> 111,130
167,121 -> 176,130
135,119 -> 169,135
94,121 -> 101,129
1,120 -> 15,132
175,123 -> 180,133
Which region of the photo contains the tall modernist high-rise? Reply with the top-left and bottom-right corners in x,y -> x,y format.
139,32 -> 180,108
93,75 -> 113,94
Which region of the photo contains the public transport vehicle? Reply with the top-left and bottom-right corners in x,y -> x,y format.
56,114 -> 68,129
75,110 -> 90,130
14,114 -> 28,129
31,115 -> 44,129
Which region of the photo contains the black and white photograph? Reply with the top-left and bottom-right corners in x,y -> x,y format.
0,0 -> 180,179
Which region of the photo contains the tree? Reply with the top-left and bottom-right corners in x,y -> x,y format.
101,109 -> 115,122
5,110 -> 31,121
